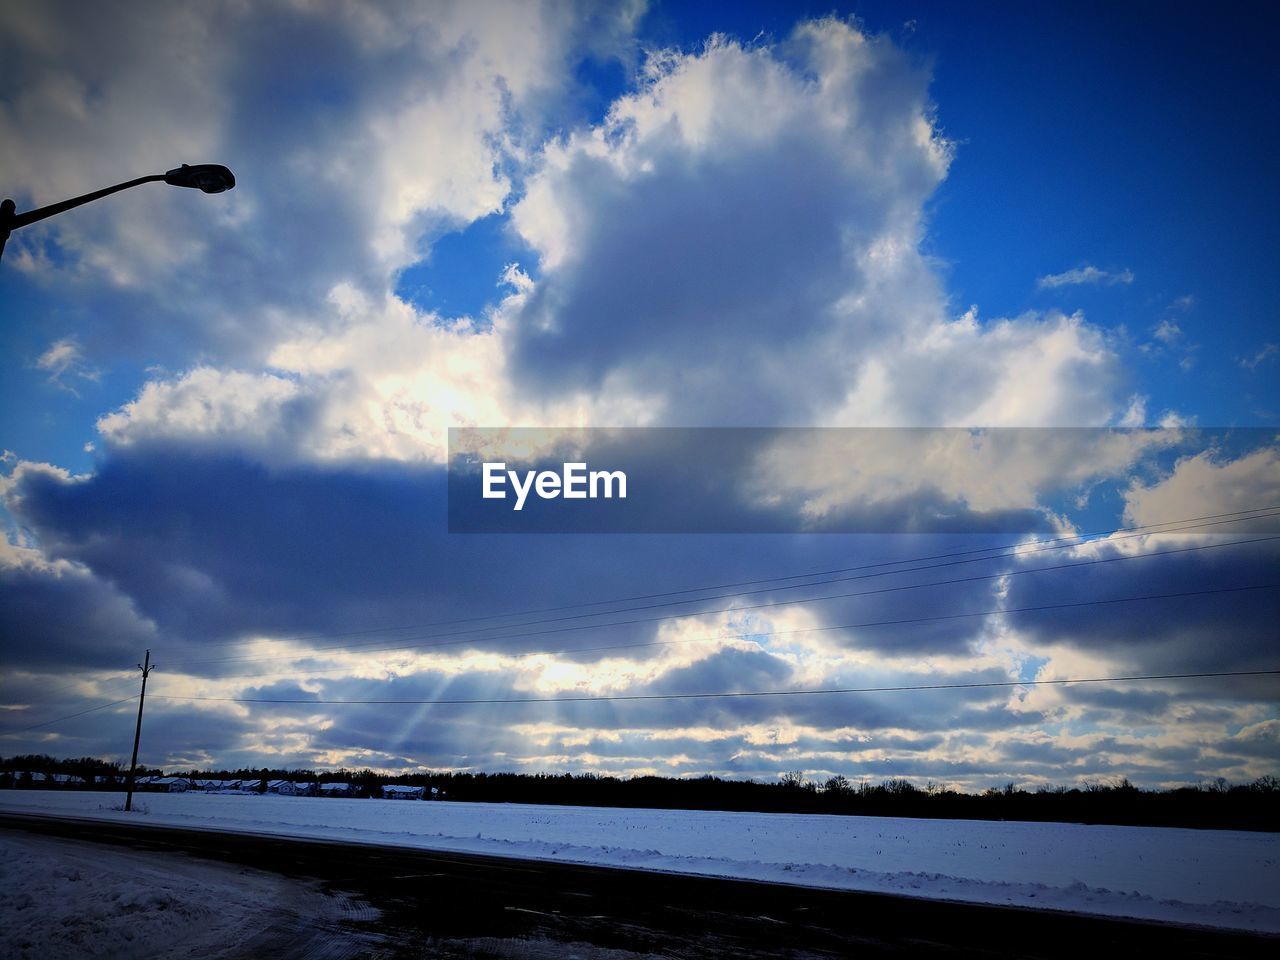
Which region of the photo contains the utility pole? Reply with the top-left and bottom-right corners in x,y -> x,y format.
124,650 -> 155,813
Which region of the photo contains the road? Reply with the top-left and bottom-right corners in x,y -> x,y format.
2,811 -> 1275,958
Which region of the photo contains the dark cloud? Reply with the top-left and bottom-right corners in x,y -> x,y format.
5,448 -> 1014,660
4,446 -> 1275,785
1002,537 -> 1280,674
0,554 -> 157,670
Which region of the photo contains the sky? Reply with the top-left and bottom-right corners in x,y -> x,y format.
0,0 -> 1277,789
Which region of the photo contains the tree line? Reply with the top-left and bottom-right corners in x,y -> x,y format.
2,754 -> 1275,830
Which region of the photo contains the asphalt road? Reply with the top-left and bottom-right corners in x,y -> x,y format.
2,811 -> 1275,959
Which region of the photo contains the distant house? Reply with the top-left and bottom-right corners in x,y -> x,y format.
291,781 -> 317,797
382,784 -> 424,800
12,771 -> 84,788
189,778 -> 259,793
149,777 -> 190,793
266,779 -> 297,795
318,782 -> 352,797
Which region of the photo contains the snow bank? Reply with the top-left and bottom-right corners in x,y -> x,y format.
3,790 -> 1277,933
0,830 -> 376,960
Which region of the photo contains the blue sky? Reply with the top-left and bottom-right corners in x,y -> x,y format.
1,1 -> 1276,787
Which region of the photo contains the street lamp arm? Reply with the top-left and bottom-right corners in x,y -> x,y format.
6,174 -> 166,231
0,162 -> 233,263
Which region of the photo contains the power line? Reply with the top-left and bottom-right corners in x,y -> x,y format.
184,581 -> 1280,685
11,510 -> 1278,715
191,528 -> 1280,666
3,696 -> 139,735
170,534 -> 1280,669
18,508 -> 1272,703
183,506 -> 1280,653
12,665 -> 1276,731
11,533 -> 1277,728
150,669 -> 1280,706
13,672 -> 143,709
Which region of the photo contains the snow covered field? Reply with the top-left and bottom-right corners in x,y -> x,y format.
2,790 -> 1278,933
0,831 -> 379,960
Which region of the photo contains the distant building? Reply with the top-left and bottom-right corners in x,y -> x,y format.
266,779 -> 297,795
189,778 -> 254,793
318,782 -> 352,797
382,784 -> 424,800
135,776 -> 189,792
6,771 -> 90,788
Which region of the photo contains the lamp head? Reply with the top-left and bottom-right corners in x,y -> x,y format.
164,163 -> 236,194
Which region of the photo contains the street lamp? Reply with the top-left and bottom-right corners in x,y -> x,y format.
0,163 -> 236,262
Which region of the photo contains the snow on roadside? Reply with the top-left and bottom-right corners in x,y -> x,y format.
0,830 -> 377,960
2,790 -> 1278,933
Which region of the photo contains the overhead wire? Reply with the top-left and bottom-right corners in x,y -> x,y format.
151,669 -> 1280,707
9,508 -> 1278,724
3,696 -> 139,735
179,505 -> 1280,653
165,533 -> 1280,669
11,663 -> 1276,732
176,581 -> 1280,685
